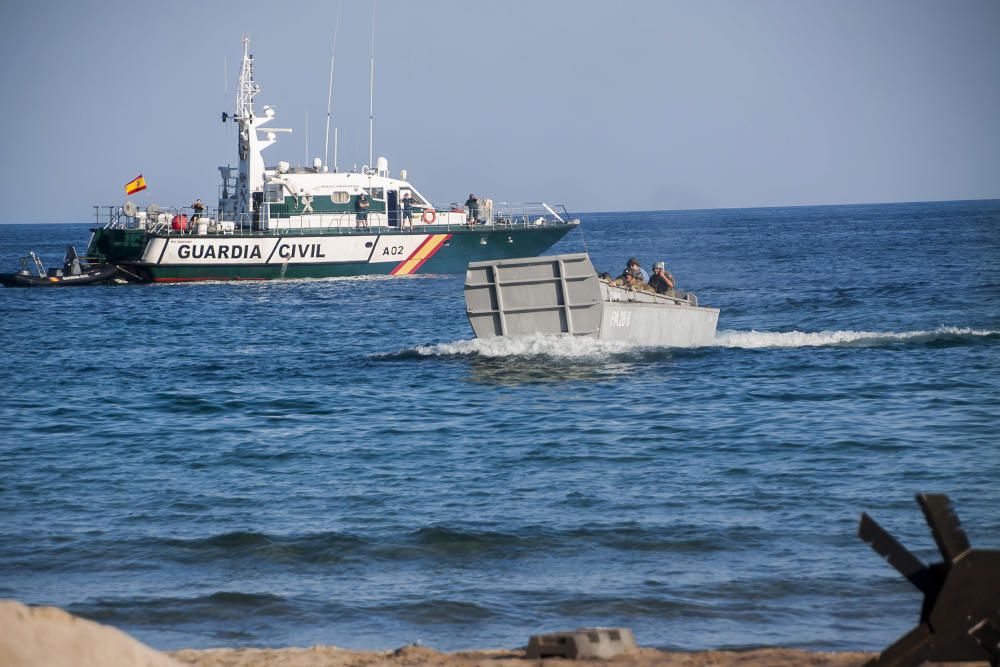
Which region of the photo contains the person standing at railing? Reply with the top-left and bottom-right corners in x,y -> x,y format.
401,192 -> 414,229
356,193 -> 370,228
191,199 -> 206,221
465,194 -> 480,225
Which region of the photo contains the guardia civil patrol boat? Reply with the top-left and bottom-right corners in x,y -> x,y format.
86,38 -> 578,283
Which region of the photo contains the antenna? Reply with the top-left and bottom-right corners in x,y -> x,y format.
368,0 -> 377,168
324,0 -> 342,170
305,110 -> 309,165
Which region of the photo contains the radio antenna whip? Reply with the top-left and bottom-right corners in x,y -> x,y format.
368,0 -> 377,169
324,0 -> 342,170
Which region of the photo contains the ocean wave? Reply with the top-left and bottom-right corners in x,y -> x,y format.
715,325 -> 998,349
12,525 -> 732,572
156,530 -> 370,564
68,591 -> 296,627
384,523 -> 762,559
370,598 -> 497,624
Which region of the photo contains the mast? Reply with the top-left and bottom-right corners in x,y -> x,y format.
233,36 -> 258,221
231,36 -> 288,222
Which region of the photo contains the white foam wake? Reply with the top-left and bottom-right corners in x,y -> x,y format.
714,326 -> 997,349
409,326 -> 996,358
414,334 -> 635,359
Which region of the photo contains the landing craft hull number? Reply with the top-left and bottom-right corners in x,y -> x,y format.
145,235 -> 436,265
609,310 -> 632,327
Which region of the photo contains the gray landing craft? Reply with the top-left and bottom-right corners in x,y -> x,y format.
464,253 -> 719,346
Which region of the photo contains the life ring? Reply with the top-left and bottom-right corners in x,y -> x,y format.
421,209 -> 437,224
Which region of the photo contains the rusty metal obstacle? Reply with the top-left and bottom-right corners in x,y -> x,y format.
859,493 -> 1000,667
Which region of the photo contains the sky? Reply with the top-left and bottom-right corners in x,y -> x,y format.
1,0 -> 998,223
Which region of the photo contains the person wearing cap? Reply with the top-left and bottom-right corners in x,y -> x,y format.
649,260 -> 676,296
465,194 -> 480,224
626,257 -> 649,282
612,266 -> 654,292
611,269 -> 638,288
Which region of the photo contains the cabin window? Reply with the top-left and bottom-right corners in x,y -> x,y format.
330,191 -> 350,204
265,184 -> 284,202
368,187 -> 384,200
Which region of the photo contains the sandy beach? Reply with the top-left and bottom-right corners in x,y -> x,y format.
1,599 -> 884,667
6,598 -> 996,667
169,645 -> 874,667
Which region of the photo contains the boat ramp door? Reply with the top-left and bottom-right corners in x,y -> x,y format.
464,253 -> 603,338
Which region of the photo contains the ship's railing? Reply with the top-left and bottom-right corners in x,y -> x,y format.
478,202 -> 572,226
255,200 -> 575,233
95,204 -> 227,234
93,201 -> 576,237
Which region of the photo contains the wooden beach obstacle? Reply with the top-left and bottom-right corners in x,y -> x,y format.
526,627 -> 636,659
859,493 -> 1000,667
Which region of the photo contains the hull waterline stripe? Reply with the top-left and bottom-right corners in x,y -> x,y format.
153,276 -> 269,283
391,234 -> 452,275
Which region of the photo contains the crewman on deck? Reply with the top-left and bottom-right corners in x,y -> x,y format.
191,199 -> 206,221
649,261 -> 676,296
626,257 -> 649,282
356,193 -> 371,228
465,194 -> 480,224
401,192 -> 414,229
612,267 -> 654,292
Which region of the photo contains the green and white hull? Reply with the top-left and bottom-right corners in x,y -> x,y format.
89,224 -> 575,282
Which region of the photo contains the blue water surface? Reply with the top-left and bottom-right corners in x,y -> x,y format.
0,200 -> 998,652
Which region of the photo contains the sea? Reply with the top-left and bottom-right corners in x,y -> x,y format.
1,200 -> 997,654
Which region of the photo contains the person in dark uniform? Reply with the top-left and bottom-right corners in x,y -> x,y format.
191,198 -> 206,221
401,192 -> 413,229
465,194 -> 480,224
355,192 -> 370,228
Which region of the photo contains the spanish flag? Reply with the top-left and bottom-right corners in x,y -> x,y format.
124,174 -> 147,196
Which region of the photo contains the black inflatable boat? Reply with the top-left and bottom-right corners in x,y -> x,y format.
0,247 -> 119,288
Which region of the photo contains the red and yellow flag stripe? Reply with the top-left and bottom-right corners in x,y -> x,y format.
390,234 -> 452,275
124,174 -> 147,195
